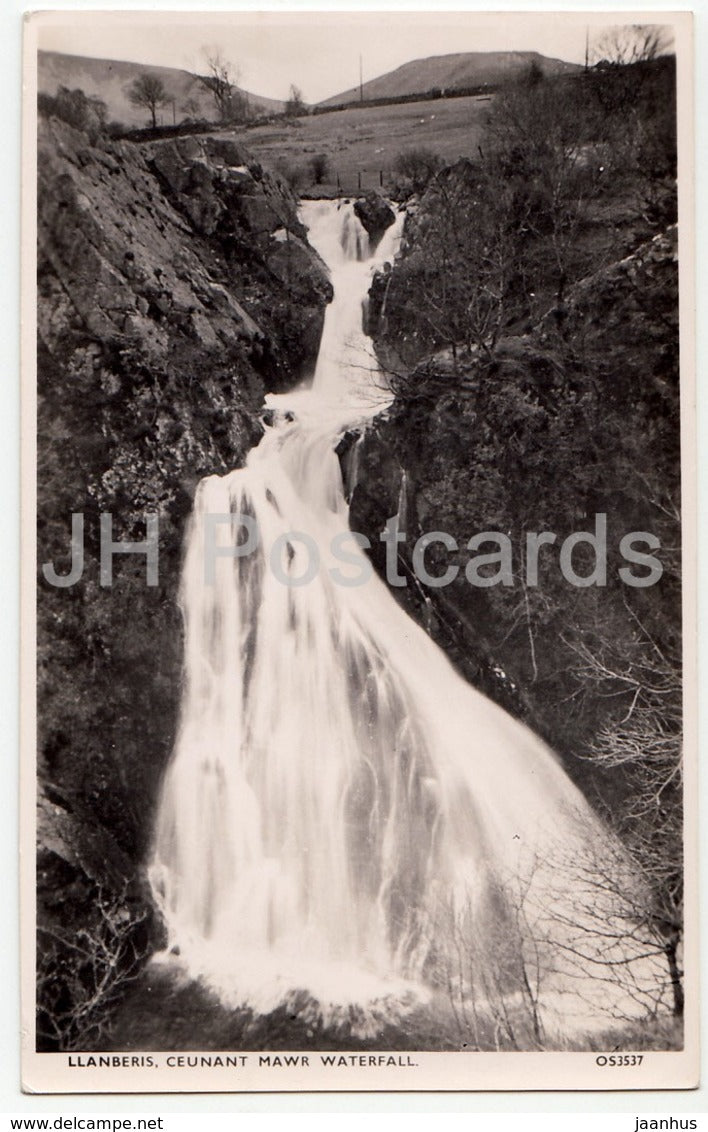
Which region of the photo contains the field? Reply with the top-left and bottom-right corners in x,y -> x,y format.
239,94 -> 492,195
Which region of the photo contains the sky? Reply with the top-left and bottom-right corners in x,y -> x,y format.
30,10 -> 666,104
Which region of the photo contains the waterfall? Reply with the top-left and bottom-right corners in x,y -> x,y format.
149,201 -> 668,1043
304,199 -> 402,406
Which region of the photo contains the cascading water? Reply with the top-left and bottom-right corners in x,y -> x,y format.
149,200 -> 668,1043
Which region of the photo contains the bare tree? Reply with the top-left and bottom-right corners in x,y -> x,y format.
181,95 -> 202,120
565,623 -> 684,1017
592,24 -> 673,66
37,884 -> 150,1051
437,832 -> 677,1052
285,83 -> 306,117
437,880 -> 546,1051
388,157 -> 525,366
485,76 -> 608,308
383,75 -> 613,370
196,49 -> 240,121
128,73 -> 170,129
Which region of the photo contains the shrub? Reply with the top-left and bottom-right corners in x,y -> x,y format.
274,157 -> 307,194
392,147 -> 444,197
38,86 -> 107,143
309,153 -> 330,185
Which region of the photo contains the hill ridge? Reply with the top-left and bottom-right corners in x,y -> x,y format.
38,49 -> 285,128
320,49 -> 581,106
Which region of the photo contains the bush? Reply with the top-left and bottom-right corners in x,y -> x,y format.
274,157 -> 307,193
392,147 -> 444,197
37,881 -> 152,1051
309,153 -> 330,185
38,86 -> 107,143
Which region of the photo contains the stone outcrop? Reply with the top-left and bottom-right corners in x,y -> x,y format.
353,191 -> 395,249
39,121 -> 331,392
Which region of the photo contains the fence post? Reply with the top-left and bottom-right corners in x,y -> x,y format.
358,170 -> 362,191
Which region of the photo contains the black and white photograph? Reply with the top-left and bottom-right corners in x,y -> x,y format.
21,9 -> 697,1093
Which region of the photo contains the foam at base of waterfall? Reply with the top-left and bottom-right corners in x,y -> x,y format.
147,946 -> 664,1046
149,947 -> 429,1039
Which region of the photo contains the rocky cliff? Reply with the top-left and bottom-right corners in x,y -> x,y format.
353,162 -> 683,1020
36,115 -> 331,1050
355,219 -> 680,788
354,60 -> 683,1024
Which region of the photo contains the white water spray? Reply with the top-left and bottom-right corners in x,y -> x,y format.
149,200 -> 668,1042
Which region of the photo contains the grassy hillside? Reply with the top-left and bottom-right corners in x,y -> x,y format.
241,93 -> 491,195
37,50 -> 285,129
320,50 -> 581,105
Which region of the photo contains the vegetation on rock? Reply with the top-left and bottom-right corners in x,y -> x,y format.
358,56 -> 682,1018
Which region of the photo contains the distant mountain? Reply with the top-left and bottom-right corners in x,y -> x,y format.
320,51 -> 582,106
37,50 -> 285,128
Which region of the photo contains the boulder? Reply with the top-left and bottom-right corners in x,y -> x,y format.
353,191 -> 395,249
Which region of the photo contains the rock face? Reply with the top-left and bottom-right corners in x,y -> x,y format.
142,135 -> 332,382
353,191 -> 396,249
353,222 -> 680,779
354,174 -> 682,1034
35,116 -> 331,1050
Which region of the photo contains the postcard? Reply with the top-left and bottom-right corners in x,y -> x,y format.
21,9 -> 698,1093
